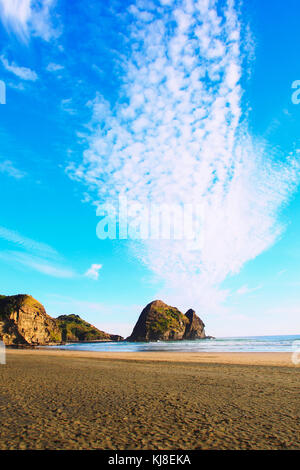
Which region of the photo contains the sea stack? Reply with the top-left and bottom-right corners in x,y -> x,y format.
126,300 -> 208,342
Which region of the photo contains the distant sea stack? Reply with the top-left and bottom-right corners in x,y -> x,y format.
0,294 -> 123,346
126,300 -> 210,342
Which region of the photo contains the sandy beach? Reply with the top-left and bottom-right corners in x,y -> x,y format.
0,349 -> 299,450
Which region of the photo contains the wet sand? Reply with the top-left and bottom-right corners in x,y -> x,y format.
0,349 -> 299,450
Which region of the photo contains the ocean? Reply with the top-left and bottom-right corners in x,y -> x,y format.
47,334 -> 300,353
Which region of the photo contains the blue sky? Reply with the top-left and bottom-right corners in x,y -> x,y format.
0,0 -> 299,337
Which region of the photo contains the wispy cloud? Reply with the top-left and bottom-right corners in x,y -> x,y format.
276,269 -> 287,278
0,160 -> 26,178
0,250 -> 77,278
67,0 -> 299,313
0,0 -> 31,40
0,226 -> 78,278
0,225 -> 102,280
84,263 -> 102,280
61,98 -> 76,115
46,62 -> 64,72
0,225 -> 57,257
0,0 -> 59,42
236,284 -> 262,296
7,81 -> 25,91
1,55 -> 38,81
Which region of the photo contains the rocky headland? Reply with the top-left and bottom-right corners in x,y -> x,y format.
126,300 -> 211,342
0,294 -> 123,346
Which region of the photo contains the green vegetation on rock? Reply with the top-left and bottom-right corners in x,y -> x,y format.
0,294 -> 44,316
0,295 -> 123,346
56,314 -> 111,342
127,300 -> 207,342
148,307 -> 188,335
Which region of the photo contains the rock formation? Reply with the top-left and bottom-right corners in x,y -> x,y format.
184,309 -> 206,340
0,294 -> 62,346
0,295 -> 210,346
0,294 -> 123,346
126,300 -> 208,342
56,314 -> 123,343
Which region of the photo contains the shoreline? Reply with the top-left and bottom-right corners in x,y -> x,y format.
6,348 -> 298,367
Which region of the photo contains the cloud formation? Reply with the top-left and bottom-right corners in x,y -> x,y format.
84,263 -> 103,280
1,55 -> 38,80
68,0 -> 299,313
0,250 -> 77,278
0,226 -> 103,281
46,62 -> 64,72
0,159 -> 26,178
236,284 -> 262,296
0,225 -> 57,257
0,226 -> 77,278
0,0 -> 58,41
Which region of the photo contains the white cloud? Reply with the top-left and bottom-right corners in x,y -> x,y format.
0,226 -> 77,279
7,81 -> 25,91
61,98 -> 76,115
84,263 -> 102,280
236,284 -> 262,296
67,0 -> 299,315
1,55 -> 38,80
0,251 -> 77,278
0,0 -> 31,39
46,62 -> 64,72
0,0 -> 58,42
0,159 -> 26,178
0,225 -> 57,257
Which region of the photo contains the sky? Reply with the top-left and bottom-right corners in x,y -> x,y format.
0,0 -> 300,338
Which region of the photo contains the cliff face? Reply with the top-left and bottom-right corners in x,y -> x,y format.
0,295 -> 124,346
0,295 -> 62,346
126,300 -> 207,342
184,309 -> 206,340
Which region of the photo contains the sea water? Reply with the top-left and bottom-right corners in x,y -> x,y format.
47,334 -> 300,352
